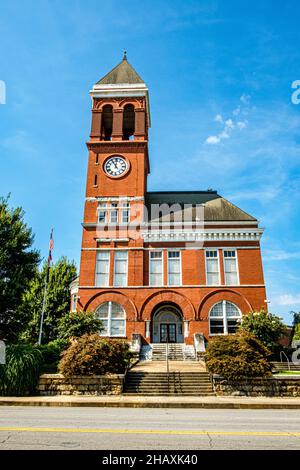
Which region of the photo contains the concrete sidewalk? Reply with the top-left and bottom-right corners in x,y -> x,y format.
1,395 -> 300,409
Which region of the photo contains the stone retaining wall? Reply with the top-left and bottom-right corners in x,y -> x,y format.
213,375 -> 300,397
37,374 -> 124,396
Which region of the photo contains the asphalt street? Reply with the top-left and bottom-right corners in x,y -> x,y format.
0,406 -> 300,450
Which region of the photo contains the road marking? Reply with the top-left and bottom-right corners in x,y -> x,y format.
0,427 -> 299,437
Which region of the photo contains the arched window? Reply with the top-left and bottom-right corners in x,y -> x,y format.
122,104 -> 135,140
95,301 -> 126,337
209,301 -> 241,335
101,105 -> 113,141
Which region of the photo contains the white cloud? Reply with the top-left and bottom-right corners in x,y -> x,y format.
232,106 -> 241,116
237,121 -> 247,129
219,130 -> 230,139
225,118 -> 234,129
205,135 -> 221,145
277,294 -> 300,306
264,250 -> 300,261
240,93 -> 251,104
204,95 -> 250,145
214,114 -> 223,123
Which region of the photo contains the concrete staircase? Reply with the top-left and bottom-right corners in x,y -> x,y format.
151,344 -> 196,361
271,361 -> 300,373
123,371 -> 214,396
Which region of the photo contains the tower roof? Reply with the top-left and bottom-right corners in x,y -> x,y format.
97,53 -> 145,85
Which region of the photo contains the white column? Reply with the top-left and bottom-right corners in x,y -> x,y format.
223,300 -> 228,335
184,320 -> 189,338
145,320 -> 151,338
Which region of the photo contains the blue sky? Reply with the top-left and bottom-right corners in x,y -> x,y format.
0,0 -> 300,323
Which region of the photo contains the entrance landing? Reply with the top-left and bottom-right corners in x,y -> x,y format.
131,360 -> 207,373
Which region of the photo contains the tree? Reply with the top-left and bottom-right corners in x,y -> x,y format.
20,257 -> 77,344
56,310 -> 103,343
239,311 -> 287,352
291,312 -> 300,343
0,196 -> 40,342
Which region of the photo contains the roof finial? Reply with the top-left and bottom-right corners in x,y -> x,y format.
123,50 -> 127,61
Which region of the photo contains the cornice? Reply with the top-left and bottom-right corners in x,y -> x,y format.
86,140 -> 148,152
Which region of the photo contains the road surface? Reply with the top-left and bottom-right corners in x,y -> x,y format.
0,407 -> 300,450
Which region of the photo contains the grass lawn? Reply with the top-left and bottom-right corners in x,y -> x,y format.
274,371 -> 300,376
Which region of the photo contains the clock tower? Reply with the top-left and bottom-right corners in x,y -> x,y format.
78,53 -> 151,304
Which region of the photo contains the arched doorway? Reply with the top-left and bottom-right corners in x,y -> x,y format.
152,304 -> 184,343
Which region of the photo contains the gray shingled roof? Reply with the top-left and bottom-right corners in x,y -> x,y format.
145,191 -> 256,222
97,57 -> 145,85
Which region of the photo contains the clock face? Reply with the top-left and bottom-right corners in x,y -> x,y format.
104,156 -> 128,177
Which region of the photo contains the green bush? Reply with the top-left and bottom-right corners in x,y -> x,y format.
205,331 -> 272,380
0,344 -> 43,396
58,333 -> 132,377
37,339 -> 67,373
56,311 -> 103,342
239,311 -> 287,353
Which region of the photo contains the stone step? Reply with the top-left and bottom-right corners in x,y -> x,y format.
271,362 -> 300,371
124,371 -> 214,396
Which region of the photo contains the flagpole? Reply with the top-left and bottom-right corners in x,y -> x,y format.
38,229 -> 54,345
38,272 -> 48,345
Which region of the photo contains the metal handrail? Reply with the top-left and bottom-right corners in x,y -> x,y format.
166,334 -> 170,395
280,351 -> 291,371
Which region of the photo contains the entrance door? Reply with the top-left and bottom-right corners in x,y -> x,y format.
160,323 -> 177,343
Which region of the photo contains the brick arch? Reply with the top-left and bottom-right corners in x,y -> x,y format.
140,290 -> 195,321
118,98 -> 143,109
83,291 -> 138,321
94,100 -> 116,110
198,289 -> 253,321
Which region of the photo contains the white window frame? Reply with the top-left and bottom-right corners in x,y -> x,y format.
71,294 -> 77,312
96,301 -> 126,338
205,249 -> 221,286
113,250 -> 128,287
95,251 -> 110,287
97,203 -> 107,224
167,250 -> 182,287
223,249 -> 239,285
149,250 -> 164,286
121,202 -> 130,224
109,202 -> 118,224
209,300 -> 241,336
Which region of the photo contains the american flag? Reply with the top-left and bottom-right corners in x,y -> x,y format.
48,229 -> 54,266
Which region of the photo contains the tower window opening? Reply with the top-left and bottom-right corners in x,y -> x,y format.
101,105 -> 113,141
94,174 -> 98,186
122,104 -> 135,140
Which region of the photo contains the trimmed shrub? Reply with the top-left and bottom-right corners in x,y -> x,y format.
58,333 -> 132,377
0,344 -> 43,396
205,331 -> 272,380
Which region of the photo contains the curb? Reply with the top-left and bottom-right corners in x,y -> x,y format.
1,399 -> 300,409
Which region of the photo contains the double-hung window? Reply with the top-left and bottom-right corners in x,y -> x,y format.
110,202 -> 118,223
224,250 -> 238,285
114,251 -> 128,287
98,203 -> 106,224
121,202 -> 130,224
206,250 -> 220,285
168,251 -> 181,286
95,251 -> 110,286
149,251 -> 163,286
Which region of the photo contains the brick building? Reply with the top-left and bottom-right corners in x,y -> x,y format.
72,54 -> 267,354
